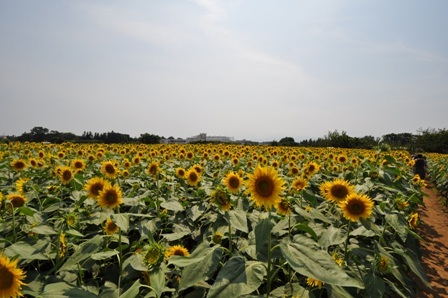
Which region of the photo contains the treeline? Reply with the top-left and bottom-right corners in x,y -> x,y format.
275,128 -> 448,154
3,127 -> 448,153
5,127 -> 161,144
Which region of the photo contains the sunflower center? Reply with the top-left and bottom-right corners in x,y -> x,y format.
255,177 -> 274,197
348,201 -> 365,215
228,176 -> 240,189
105,164 -> 116,174
331,185 -> 349,200
63,171 -> 72,181
11,196 -> 25,208
105,191 -> 117,203
149,166 -> 157,175
173,249 -> 187,256
0,264 -> 14,289
91,184 -> 103,196
189,172 -> 198,182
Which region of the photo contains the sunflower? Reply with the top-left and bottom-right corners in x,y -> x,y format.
222,171 -> 243,193
376,256 -> 390,273
175,167 -> 186,178
144,243 -> 165,268
15,178 -> 29,194
0,253 -> 27,298
210,188 -> 231,211
10,159 -> 27,171
185,168 -> 201,187
408,212 -> 419,229
58,166 -> 74,185
71,159 -> 86,173
104,218 -> 119,235
165,245 -> 190,260
84,177 -> 111,199
147,162 -> 159,176
338,193 -> 374,222
306,277 -> 324,289
66,213 -> 78,227
276,198 -> 291,216
288,166 -> 300,176
320,179 -> 355,203
246,165 -> 285,210
59,233 -> 67,257
97,184 -> 123,209
6,193 -> 27,208
212,232 -> 223,245
305,161 -> 320,175
101,161 -> 118,179
291,177 -> 308,192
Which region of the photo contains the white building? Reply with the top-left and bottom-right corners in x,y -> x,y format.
186,133 -> 233,143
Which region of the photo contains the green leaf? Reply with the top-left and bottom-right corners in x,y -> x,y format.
160,200 -> 184,211
39,282 -> 98,298
318,225 -> 345,248
364,270 -> 385,297
58,235 -> 103,272
111,214 -> 129,232
65,229 -> 84,237
119,280 -> 141,298
385,214 -> 408,242
168,241 -> 214,267
229,209 -> 248,233
149,267 -> 166,298
254,218 -> 273,261
18,206 -> 35,216
179,247 -> 223,291
394,246 -> 430,287
207,257 -> 267,298
280,237 -> 364,289
31,225 -> 58,235
91,250 -> 119,260
4,241 -> 49,261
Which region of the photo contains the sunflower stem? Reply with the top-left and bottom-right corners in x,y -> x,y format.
267,209 -> 272,298
344,221 -> 352,262
226,211 -> 233,255
117,208 -> 123,295
9,202 -> 17,243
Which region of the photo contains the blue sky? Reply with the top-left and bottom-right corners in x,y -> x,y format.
1,1 -> 447,142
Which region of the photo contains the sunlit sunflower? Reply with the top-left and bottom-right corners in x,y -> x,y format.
305,161 -> 320,175
71,159 -> 86,173
84,177 -> 111,199
291,177 -> 308,192
338,193 -> 374,222
10,159 -> 27,171
15,178 -> 29,194
165,245 -> 190,260
97,184 -> 123,209
58,166 -> 74,185
320,179 -> 355,203
101,161 -> 118,179
288,166 -> 300,176
192,164 -> 203,175
337,154 -> 348,163
0,253 -> 27,298
6,193 -> 27,208
104,218 -> 120,235
29,158 -> 38,168
185,168 -> 201,187
408,212 -> 419,229
276,198 -> 291,216
246,165 -> 285,210
210,188 -> 231,211
59,233 -> 67,257
147,162 -> 159,176
222,171 -> 243,193
175,167 -> 186,178
306,277 -> 324,289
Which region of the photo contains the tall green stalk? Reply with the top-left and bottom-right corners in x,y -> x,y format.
344,221 -> 352,261
267,209 -> 272,298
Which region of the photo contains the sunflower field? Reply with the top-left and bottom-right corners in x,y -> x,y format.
0,141 -> 441,297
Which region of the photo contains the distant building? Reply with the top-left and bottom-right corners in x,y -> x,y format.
186,133 -> 234,143
161,137 -> 186,144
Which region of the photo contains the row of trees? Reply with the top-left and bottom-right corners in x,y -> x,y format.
3,127 -> 448,153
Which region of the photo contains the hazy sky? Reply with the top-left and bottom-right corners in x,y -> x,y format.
1,1 -> 448,142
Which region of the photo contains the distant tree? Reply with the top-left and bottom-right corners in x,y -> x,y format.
278,137 -> 296,146
30,126 -> 49,142
140,133 -> 161,144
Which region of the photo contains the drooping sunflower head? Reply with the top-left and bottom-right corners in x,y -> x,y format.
306,277 -> 324,289
408,212 -> 419,229
59,233 -> 67,257
147,162 -> 159,176
84,177 -> 111,199
276,198 -> 291,216
185,168 -> 201,187
97,184 -> 123,209
144,243 -> 165,268
15,178 -> 29,195
222,172 -> 243,193
101,161 -> 118,179
6,193 -> 27,208
320,179 -> 355,203
0,253 -> 27,298
210,188 -> 231,211
104,218 -> 120,235
66,213 -> 78,227
338,193 -> 374,222
165,245 -> 189,260
212,232 -> 223,245
245,165 -> 285,210
376,256 -> 390,273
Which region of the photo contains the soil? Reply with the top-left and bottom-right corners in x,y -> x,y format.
416,182 -> 448,298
